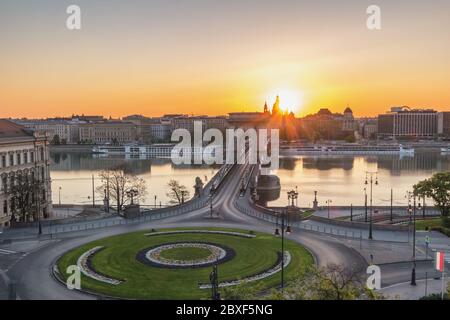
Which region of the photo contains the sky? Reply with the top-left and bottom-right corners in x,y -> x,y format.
0,0 -> 449,118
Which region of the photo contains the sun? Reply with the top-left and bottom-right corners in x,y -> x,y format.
265,89 -> 304,114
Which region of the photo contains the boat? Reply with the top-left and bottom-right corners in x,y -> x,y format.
92,143 -> 223,158
280,143 -> 415,156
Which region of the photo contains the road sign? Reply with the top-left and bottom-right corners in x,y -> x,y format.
425,236 -> 430,244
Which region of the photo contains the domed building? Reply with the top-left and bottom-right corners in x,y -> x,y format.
342,107 -> 357,131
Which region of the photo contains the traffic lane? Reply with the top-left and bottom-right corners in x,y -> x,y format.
379,260 -> 441,287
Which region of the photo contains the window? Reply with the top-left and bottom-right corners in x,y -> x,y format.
40,147 -> 44,161
16,153 -> 21,165
3,200 -> 7,214
1,177 -> 6,192
1,155 -> 5,168
30,151 -> 34,163
9,154 -> 14,166
24,152 -> 28,163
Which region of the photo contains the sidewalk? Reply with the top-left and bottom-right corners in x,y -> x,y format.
380,277 -> 449,300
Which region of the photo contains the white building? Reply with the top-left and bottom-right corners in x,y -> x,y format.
0,120 -> 52,227
15,119 -> 81,144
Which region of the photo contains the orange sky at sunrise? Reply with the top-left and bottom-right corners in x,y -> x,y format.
1,0 -> 449,119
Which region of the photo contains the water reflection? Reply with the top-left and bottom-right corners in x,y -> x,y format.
49,152 -> 216,205
272,152 -> 449,207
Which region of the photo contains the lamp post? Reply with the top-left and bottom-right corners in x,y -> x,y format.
209,259 -> 220,300
365,171 -> 378,240
364,187 -> 368,222
126,188 -> 138,205
409,193 -> 422,286
326,199 -> 332,219
209,184 -> 216,218
58,186 -> 62,205
181,190 -> 188,204
154,195 -> 157,209
287,189 -> 299,207
274,208 -> 291,294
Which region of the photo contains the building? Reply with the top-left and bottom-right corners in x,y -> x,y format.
301,108 -> 356,141
170,115 -> 228,133
15,119 -> 81,144
79,121 -> 138,145
378,107 -> 438,139
149,123 -> 172,142
227,112 -> 271,129
0,120 -> 52,227
356,118 -> 378,140
342,107 -> 358,132
437,112 -> 450,138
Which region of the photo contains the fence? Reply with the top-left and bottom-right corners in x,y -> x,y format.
234,199 -> 365,240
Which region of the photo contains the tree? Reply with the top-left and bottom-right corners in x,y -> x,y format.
51,134 -> 61,145
97,165 -> 147,214
276,264 -> 384,300
166,179 -> 190,204
414,172 -> 450,216
8,170 -> 43,223
221,282 -> 264,300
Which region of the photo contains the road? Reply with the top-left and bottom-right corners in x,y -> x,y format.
0,163 -> 448,299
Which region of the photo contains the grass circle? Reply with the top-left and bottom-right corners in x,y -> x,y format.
56,227 -> 313,299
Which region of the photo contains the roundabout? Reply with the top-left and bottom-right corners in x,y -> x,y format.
55,228 -> 314,299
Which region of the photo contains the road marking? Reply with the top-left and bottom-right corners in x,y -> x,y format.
0,248 -> 18,255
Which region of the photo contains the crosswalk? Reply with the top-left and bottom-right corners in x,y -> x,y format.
0,248 -> 18,255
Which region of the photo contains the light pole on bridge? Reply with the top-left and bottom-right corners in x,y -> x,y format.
365,171 -> 378,240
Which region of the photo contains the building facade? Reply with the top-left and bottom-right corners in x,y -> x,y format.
0,120 -> 52,227
437,112 -> 450,138
79,121 -> 138,145
15,119 -> 81,144
378,107 -> 438,139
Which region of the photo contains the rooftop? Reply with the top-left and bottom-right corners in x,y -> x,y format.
0,119 -> 34,139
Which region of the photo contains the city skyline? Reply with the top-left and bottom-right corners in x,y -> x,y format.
1,1 -> 450,118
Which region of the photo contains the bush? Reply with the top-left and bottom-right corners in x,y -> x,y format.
441,216 -> 450,228
420,293 -> 449,300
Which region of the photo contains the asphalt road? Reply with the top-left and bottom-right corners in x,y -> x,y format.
1,163 -> 444,299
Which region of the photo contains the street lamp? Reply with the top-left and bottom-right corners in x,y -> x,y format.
58,186 -> 62,205
274,207 -> 291,294
181,190 -> 188,204
126,188 -> 139,205
410,193 -> 422,286
209,184 -> 216,218
287,189 -> 299,207
365,171 -> 378,240
364,187 -> 368,222
326,199 -> 332,219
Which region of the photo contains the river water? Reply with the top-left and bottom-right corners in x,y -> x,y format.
49,151 -> 449,208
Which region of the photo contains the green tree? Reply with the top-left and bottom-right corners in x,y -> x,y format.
51,134 -> 61,145
414,172 -> 450,216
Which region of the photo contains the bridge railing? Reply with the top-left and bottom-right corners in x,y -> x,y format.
234,199 -> 366,240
